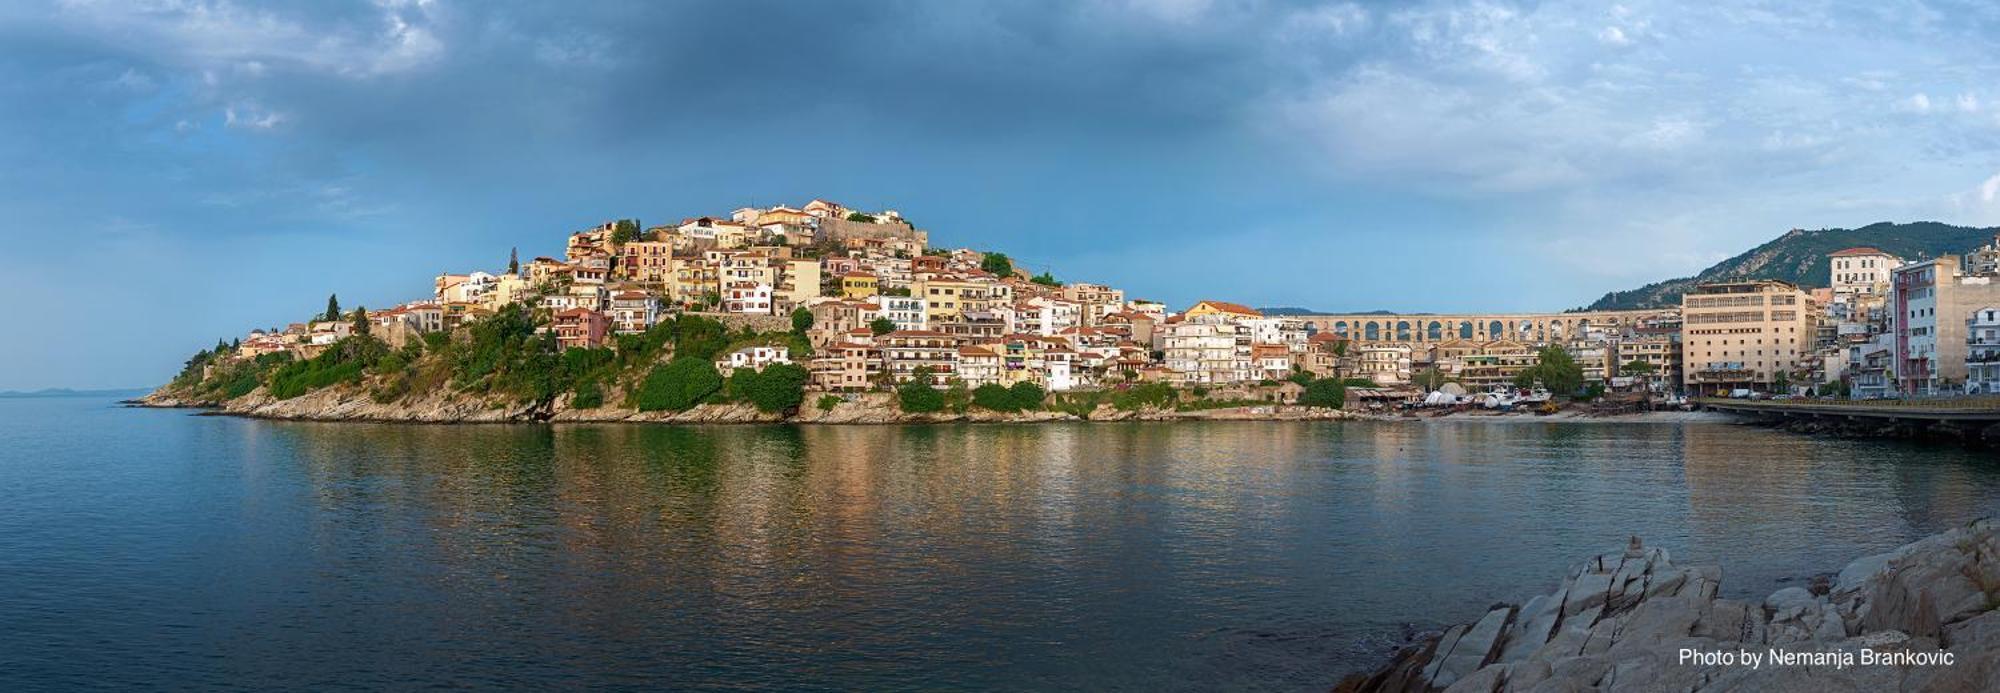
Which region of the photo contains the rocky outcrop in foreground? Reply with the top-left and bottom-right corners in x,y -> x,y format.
1339,520 -> 2000,692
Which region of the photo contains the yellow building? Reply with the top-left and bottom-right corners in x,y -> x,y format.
671,258 -> 719,309
1183,300 -> 1264,321
915,275 -> 985,321
840,272 -> 879,299
619,241 -> 675,284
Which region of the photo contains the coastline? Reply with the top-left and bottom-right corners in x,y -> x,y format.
129,386 -> 1386,425
1338,520 -> 2000,692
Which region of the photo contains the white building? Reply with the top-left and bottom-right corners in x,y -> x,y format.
1163,318 -> 1253,384
715,346 -> 791,373
1967,307 -> 2000,394
1243,317 -> 1309,352
877,295 -> 927,332
1829,247 -> 1901,297
608,291 -> 661,334
723,281 -> 773,315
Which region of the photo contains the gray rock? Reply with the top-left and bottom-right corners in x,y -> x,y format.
1430,606 -> 1512,689
1945,609 -> 2000,650
1500,591 -> 1565,664
1420,624 -> 1469,686
1765,586 -> 1818,614
1566,573 -> 1613,616
1835,549 -> 1904,596
1441,662 -> 1508,693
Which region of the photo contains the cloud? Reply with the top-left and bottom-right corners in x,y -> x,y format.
52,0 -> 444,78
222,101 -> 284,130
1597,26 -> 1630,45
1900,92 -> 1933,113
1282,3 -> 1370,39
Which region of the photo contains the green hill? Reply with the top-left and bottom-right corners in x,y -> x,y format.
1584,221 -> 2000,310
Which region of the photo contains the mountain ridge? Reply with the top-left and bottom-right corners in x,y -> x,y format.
1583,221 -> 2000,310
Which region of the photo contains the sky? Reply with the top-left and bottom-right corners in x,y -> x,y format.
5,0 -> 2000,389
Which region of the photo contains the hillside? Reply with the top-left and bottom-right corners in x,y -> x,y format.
1583,221 -> 1999,310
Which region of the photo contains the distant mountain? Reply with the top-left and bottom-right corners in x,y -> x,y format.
0,387 -> 148,399
1585,221 -> 2000,310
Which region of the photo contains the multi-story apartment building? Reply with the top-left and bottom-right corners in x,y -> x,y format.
619,240 -> 675,284
607,291 -> 660,334
1243,317 -> 1309,353
871,295 -> 922,332
774,258 -> 822,312
880,330 -> 960,385
1355,343 -> 1415,385
670,257 -> 718,309
1891,255 -> 2000,394
1061,282 -> 1125,326
1163,319 -> 1252,384
1965,307 -> 2000,394
809,341 -> 882,392
1680,280 -> 1816,394
1829,247 -> 1901,297
722,281 -> 773,314
1612,334 -> 1680,393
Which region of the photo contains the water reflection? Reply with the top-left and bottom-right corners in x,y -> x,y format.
4,400 -> 1999,691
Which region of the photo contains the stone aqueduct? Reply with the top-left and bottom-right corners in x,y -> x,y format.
1294,309 -> 1673,345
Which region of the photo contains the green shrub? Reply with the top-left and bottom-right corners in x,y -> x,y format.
267,337 -> 389,400
572,380 -> 605,409
971,383 -> 1017,412
897,379 -> 946,413
1009,382 -> 1045,411
634,358 -> 724,412
1299,379 -> 1346,408
1112,382 -> 1177,411
728,363 -> 810,413
816,394 -> 844,410
972,382 -> 1048,412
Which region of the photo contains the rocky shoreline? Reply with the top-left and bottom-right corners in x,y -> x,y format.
1337,520 -> 2000,692
131,386 -> 1372,425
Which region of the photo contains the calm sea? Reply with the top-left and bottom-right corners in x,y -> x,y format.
2,396 -> 1996,690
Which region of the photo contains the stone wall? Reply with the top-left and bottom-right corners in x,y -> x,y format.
687,311 -> 790,335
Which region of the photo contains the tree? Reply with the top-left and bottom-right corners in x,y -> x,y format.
1030,271 -> 1062,287
897,369 -> 946,413
1009,382 -> 1045,411
973,383 -> 1022,412
610,219 -> 641,244
1413,366 -> 1447,391
791,306 -> 814,335
1515,345 -> 1584,396
730,363 -> 809,413
869,317 -> 897,336
1620,360 -> 1657,376
324,294 -> 341,322
507,247 -> 519,275
1299,379 -> 1346,408
634,358 -> 723,412
352,306 -> 371,337
845,211 -> 877,223
1774,370 -> 1792,393
979,252 -> 1013,277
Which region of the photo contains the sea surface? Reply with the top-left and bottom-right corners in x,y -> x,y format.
3,396 -> 1998,691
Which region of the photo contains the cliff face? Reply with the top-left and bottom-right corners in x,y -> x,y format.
137,385 -> 1363,425
1340,520 -> 2000,692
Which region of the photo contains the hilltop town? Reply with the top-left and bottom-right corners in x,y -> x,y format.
147,198 -> 2000,422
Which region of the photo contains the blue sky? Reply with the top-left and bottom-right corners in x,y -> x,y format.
5,0 -> 2000,389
